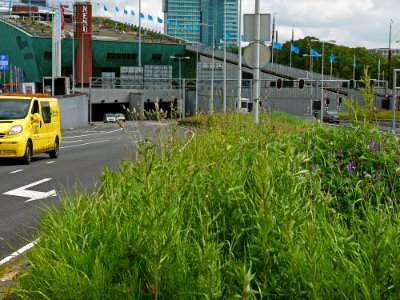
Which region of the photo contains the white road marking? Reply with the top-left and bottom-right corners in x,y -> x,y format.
10,169 -> 23,174
60,139 -> 110,149
3,178 -> 57,202
46,161 -> 56,164
61,139 -> 84,143
0,239 -> 39,266
62,128 -> 122,139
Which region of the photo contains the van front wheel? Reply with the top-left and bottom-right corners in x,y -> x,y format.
49,138 -> 59,159
22,141 -> 32,164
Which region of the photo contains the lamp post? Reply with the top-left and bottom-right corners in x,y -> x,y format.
199,23 -> 215,114
312,39 -> 335,121
170,56 -> 190,119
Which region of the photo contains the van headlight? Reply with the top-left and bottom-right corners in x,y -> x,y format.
8,125 -> 23,135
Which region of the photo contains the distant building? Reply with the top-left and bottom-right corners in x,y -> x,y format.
367,48 -> 400,58
163,0 -> 238,47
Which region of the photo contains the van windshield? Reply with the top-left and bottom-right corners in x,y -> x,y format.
0,99 -> 31,120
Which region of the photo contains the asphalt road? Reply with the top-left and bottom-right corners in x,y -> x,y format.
0,121 -> 179,261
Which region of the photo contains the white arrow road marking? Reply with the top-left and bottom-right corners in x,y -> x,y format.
3,178 -> 57,202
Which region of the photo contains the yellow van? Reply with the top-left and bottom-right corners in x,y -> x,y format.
0,94 -> 61,164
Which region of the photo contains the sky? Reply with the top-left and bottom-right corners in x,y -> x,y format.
60,0 -> 400,49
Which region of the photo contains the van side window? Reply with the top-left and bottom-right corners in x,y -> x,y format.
31,100 -> 39,114
41,102 -> 51,123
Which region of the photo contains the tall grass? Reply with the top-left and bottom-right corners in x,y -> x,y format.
13,112 -> 400,299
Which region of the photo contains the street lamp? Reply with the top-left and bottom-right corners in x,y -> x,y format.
170,56 -> 190,119
312,39 -> 336,121
199,23 -> 215,114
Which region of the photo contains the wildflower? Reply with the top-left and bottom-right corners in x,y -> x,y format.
385,183 -> 390,189
321,184 -> 325,191
311,165 -> 316,172
362,192 -> 368,199
320,172 -> 324,178
369,138 -> 375,151
374,172 -> 380,180
346,161 -> 354,174
396,156 -> 400,164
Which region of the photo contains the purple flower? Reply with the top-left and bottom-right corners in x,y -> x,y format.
320,172 -> 325,178
374,172 -> 380,180
385,183 -> 390,189
346,161 -> 354,174
369,139 -> 375,151
396,156 -> 400,164
311,165 -> 316,172
321,184 -> 326,191
362,192 -> 368,199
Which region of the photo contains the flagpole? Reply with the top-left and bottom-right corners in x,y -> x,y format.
353,53 -> 356,80
223,0 -> 226,113
237,0 -> 242,109
290,26 -> 294,67
138,0 -> 142,67
271,13 -> 275,65
330,55 -> 333,80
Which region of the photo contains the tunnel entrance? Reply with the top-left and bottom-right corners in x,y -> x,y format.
91,103 -> 128,122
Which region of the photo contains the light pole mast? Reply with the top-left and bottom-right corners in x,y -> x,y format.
237,0 -> 242,110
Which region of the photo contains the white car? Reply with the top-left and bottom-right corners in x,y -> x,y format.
103,113 -> 116,123
114,113 -> 126,122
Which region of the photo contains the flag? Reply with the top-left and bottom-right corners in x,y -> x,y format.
176,21 -> 181,28
103,4 -> 108,11
167,19 -> 171,26
185,25 -> 190,31
353,53 -> 356,67
273,42 -> 281,49
291,44 -> 299,55
148,14 -> 153,21
310,48 -> 319,58
124,9 -> 127,15
193,24 -> 199,31
225,32 -> 231,39
157,17 -> 163,24
115,6 -> 119,13
220,38 -> 224,46
140,12 -> 144,18
60,6 -> 65,39
130,9 -> 135,16
329,51 -> 335,63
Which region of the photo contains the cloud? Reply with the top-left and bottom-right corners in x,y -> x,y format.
59,0 -> 399,49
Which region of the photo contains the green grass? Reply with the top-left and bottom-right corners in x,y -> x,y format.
12,112 -> 400,299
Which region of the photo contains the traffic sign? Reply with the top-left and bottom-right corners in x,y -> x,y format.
0,54 -> 9,71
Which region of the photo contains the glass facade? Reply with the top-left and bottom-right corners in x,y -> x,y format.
163,0 -> 238,47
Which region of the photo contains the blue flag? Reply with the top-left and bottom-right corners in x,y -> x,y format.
273,42 -> 282,50
131,9 -> 135,16
353,53 -> 356,67
124,9 -> 127,15
148,14 -> 153,21
140,12 -> 144,18
291,44 -> 299,55
176,21 -> 181,28
167,19 -> 171,26
193,24 -> 199,31
310,48 -> 319,58
329,51 -> 335,63
225,32 -> 231,39
378,58 -> 381,72
185,25 -> 190,31
115,6 -> 119,13
157,17 -> 163,23
103,4 -> 108,11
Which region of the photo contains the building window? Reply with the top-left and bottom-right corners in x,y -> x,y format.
44,51 -> 52,60
151,54 -> 162,62
106,53 -> 137,61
